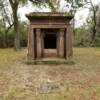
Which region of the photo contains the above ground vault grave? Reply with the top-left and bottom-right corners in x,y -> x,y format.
26,12 -> 73,61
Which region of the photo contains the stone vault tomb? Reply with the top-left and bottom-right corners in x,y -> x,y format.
26,12 -> 73,63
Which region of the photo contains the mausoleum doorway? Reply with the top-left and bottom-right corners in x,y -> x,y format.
44,34 -> 57,49
43,29 -> 58,58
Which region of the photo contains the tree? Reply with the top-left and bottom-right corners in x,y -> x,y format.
65,0 -> 100,41
8,0 -> 48,50
30,0 -> 60,12
0,0 -> 13,47
88,1 -> 99,41
65,0 -> 86,37
8,0 -> 28,50
86,4 -> 100,46
1,0 -> 55,49
47,0 -> 60,12
83,0 -> 100,41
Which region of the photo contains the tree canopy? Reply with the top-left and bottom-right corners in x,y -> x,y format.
0,0 -> 100,48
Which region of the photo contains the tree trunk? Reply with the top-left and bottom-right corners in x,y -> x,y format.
92,10 -> 96,41
2,19 -> 7,48
9,0 -> 20,50
72,10 -> 76,39
13,6 -> 20,50
2,32 -> 7,48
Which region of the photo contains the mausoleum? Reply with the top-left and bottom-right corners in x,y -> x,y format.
26,12 -> 73,62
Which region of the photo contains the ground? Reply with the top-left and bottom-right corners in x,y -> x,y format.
0,48 -> 100,100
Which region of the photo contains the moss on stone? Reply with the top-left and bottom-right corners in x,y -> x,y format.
26,12 -> 73,18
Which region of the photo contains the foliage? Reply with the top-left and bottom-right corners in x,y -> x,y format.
30,0 -> 60,12
0,0 -> 100,48
73,26 -> 91,47
65,0 -> 86,37
0,21 -> 28,48
65,0 -> 86,14
19,21 -> 28,47
74,6 -> 100,47
0,0 -> 49,50
86,5 -> 100,46
87,1 -> 100,41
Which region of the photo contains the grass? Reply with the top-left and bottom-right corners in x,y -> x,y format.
0,48 -> 100,100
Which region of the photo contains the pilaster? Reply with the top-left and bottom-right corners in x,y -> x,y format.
58,29 -> 64,58
36,29 -> 42,58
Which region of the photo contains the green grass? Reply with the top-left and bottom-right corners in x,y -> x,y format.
0,48 -> 100,100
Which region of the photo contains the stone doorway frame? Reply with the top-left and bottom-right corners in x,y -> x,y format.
42,29 -> 59,58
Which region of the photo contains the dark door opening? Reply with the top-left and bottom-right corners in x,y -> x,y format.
44,34 -> 57,49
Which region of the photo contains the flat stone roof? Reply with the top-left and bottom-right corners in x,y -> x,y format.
26,12 -> 73,19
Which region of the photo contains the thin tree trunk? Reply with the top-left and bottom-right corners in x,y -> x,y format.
2,15 -> 7,47
92,10 -> 96,41
73,17 -> 76,37
2,33 -> 6,48
5,24 -> 14,47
